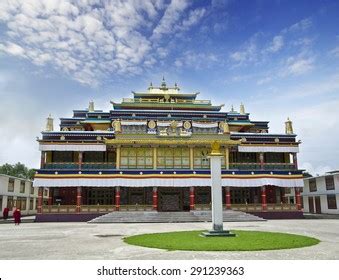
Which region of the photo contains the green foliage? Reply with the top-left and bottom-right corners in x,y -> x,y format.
124,230 -> 320,251
0,162 -> 35,180
303,171 -> 313,178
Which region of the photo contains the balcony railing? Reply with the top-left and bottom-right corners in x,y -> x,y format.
44,162 -> 116,170
42,204 -> 153,213
195,203 -> 298,211
229,163 -> 295,170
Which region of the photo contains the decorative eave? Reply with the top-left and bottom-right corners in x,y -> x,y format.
80,119 -> 111,124
111,102 -> 223,111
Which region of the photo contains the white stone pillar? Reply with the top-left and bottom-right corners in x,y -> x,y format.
202,141 -> 235,237
210,155 -> 224,231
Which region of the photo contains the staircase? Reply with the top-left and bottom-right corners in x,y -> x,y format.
88,210 -> 265,223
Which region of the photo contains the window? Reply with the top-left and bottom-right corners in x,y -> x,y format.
325,176 -> 335,190
264,153 -> 285,163
231,152 -> 257,163
30,183 -> 34,195
29,199 -> 34,210
83,151 -> 105,162
17,197 -> 27,210
284,188 -> 291,194
0,196 -> 2,211
52,151 -> 73,162
8,179 -> 14,192
327,195 -> 337,209
121,148 -> 153,169
193,148 -> 210,169
7,196 -> 14,210
309,179 -> 317,192
44,189 -> 48,197
20,181 -> 25,193
157,147 -> 189,169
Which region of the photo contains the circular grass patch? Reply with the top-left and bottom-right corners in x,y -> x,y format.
124,230 -> 319,251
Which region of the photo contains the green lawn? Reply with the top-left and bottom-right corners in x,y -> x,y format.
124,230 -> 320,251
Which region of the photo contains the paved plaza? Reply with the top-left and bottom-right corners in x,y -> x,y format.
0,219 -> 338,260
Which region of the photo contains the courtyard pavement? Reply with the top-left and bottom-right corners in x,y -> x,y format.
0,219 -> 338,260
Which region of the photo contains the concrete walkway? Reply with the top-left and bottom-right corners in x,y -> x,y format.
0,219 -> 338,260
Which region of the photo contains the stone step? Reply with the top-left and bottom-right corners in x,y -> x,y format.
88,210 -> 265,223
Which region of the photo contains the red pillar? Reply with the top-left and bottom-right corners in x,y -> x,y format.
37,187 -> 43,214
225,186 -> 231,209
76,186 -> 82,213
115,187 -> 120,211
295,187 -> 302,210
153,187 -> 158,211
261,186 -> 267,211
48,188 -> 53,206
189,187 -> 195,211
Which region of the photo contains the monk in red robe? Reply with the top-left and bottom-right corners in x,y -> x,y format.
3,207 -> 9,220
13,208 -> 21,225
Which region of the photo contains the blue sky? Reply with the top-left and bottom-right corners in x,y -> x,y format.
0,0 -> 338,175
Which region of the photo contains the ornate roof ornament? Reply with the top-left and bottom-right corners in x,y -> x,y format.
240,103 -> 245,114
161,76 -> 167,88
285,117 -> 294,134
45,114 -> 54,132
231,105 -> 235,112
88,101 -> 95,112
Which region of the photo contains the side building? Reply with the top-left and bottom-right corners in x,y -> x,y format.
33,80 -> 304,221
0,174 -> 49,217
302,171 -> 339,214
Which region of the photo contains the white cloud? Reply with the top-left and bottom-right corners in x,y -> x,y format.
229,35 -> 258,65
285,18 -> 312,33
0,0 -> 205,86
174,50 -> 219,69
266,35 -> 284,53
0,42 -> 25,56
330,46 -> 339,58
283,56 -> 314,76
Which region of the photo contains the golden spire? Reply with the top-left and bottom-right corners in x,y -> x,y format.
161,76 -> 167,88
285,117 -> 294,134
240,103 -> 245,114
88,101 -> 94,112
45,114 -> 54,132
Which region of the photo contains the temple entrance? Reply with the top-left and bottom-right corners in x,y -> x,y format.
85,187 -> 114,205
158,187 -> 190,211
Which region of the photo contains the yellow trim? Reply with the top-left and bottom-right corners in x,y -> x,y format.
104,138 -> 240,146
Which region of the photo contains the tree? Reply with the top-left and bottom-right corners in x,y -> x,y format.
0,162 -> 35,180
303,171 -> 313,178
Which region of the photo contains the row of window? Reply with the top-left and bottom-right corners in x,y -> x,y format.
48,151 -> 291,166
309,176 -> 335,192
0,196 -> 37,211
7,179 -> 34,194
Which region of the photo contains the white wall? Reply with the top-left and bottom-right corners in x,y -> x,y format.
302,174 -> 339,214
0,174 -> 49,218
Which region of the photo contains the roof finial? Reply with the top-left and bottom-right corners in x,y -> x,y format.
88,101 -> 94,112
285,117 -> 294,134
231,104 -> 234,112
161,76 -> 166,88
45,114 -> 54,132
240,103 -> 245,114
